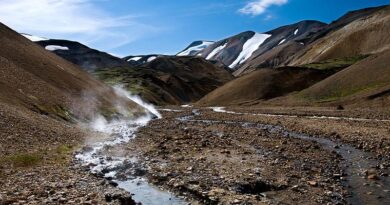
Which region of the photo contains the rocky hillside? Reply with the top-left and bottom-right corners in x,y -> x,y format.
0,22 -> 145,153
94,56 -> 233,105
35,39 -> 130,72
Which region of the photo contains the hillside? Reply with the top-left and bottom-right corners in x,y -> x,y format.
0,23 -> 144,154
95,56 -> 233,105
289,6 -> 390,65
197,67 -> 336,106
289,49 -> 390,106
35,39 -> 130,72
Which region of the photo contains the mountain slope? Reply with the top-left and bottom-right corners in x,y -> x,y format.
289,6 -> 390,66
0,22 -> 144,153
197,67 -> 336,106
35,39 -> 130,72
195,21 -> 326,75
291,49 -> 390,106
95,56 -> 234,105
234,20 -> 326,75
198,31 -> 266,70
177,41 -> 214,56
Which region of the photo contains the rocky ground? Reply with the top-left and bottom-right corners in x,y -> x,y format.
124,107 -> 390,205
0,104 -> 136,205
0,161 -> 135,205
1,105 -> 389,205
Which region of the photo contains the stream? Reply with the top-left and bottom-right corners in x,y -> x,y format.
75,114 -> 188,205
75,105 -> 389,205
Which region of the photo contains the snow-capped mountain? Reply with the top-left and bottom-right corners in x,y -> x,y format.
176,41 -> 214,56
196,20 -> 326,75
34,39 -> 130,72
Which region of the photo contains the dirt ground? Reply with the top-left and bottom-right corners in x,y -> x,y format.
1,105 -> 389,205
126,106 -> 390,205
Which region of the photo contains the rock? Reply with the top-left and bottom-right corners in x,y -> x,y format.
307,181 -> 318,186
232,199 -> 242,204
108,180 -> 119,187
367,174 -> 379,180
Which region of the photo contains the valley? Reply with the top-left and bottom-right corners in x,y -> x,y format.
0,3 -> 389,205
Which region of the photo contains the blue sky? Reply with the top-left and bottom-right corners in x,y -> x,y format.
0,0 -> 388,56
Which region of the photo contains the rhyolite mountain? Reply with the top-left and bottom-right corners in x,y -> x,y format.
180,21 -> 326,75
35,39 -> 131,72
288,5 -> 390,66
198,5 -> 390,107
94,56 -> 233,105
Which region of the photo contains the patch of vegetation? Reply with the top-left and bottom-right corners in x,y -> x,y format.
299,82 -> 386,103
301,55 -> 369,70
2,153 -> 42,167
94,67 -> 170,105
33,104 -> 73,121
0,144 -> 76,168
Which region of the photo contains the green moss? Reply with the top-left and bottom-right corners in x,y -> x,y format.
301,55 -> 369,70
0,144 -> 77,168
33,104 -> 73,121
3,153 -> 42,167
56,145 -> 73,155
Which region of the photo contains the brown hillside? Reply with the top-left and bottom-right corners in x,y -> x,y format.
290,49 -> 390,106
197,67 -> 336,106
0,23 -> 143,154
290,6 -> 390,65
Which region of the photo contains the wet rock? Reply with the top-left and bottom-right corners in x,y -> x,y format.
108,180 -> 119,187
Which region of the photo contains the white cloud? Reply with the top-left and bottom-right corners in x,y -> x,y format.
239,0 -> 288,16
0,0 -> 160,53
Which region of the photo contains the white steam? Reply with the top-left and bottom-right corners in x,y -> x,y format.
77,85 -> 161,175
113,85 -> 162,119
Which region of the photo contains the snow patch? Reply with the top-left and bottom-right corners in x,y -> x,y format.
278,39 -> 286,45
206,43 -> 227,60
229,33 -> 271,68
147,56 -> 157,62
45,45 -> 69,51
177,41 -> 214,56
22,33 -> 48,42
128,56 -> 142,62
294,29 -> 299,35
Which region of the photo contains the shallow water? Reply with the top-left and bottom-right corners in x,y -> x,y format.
117,178 -> 188,205
76,115 -> 188,205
